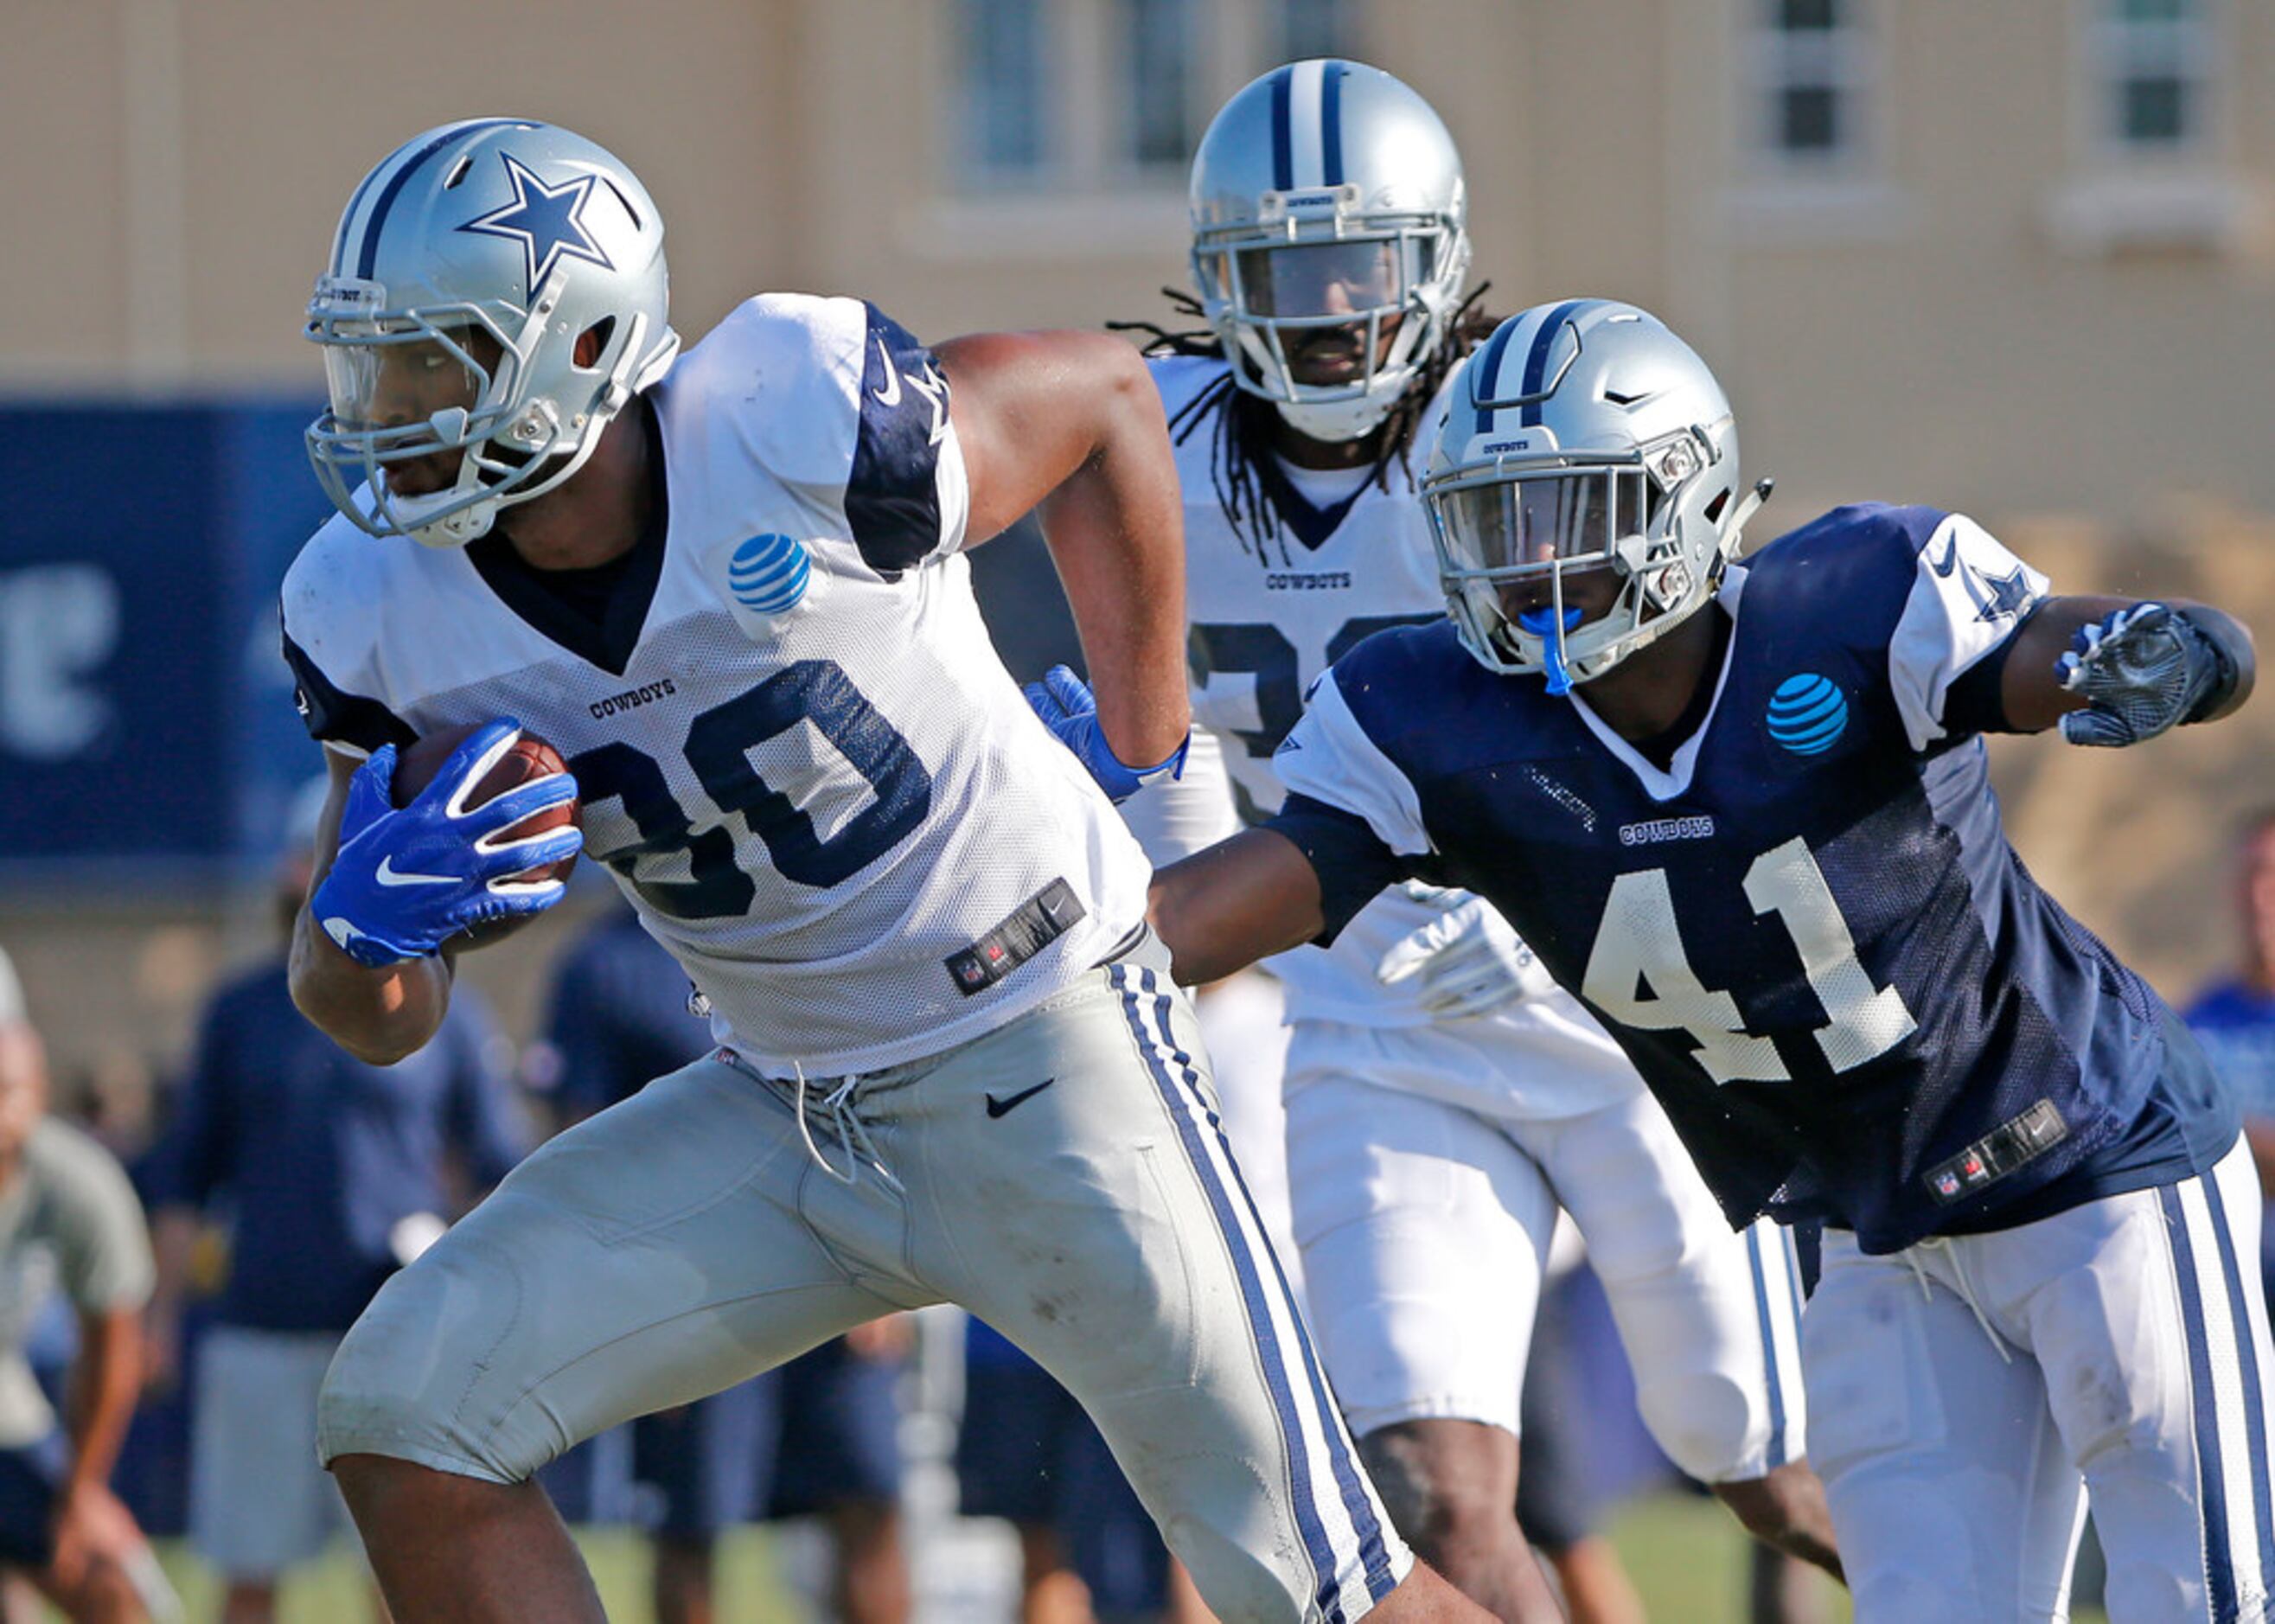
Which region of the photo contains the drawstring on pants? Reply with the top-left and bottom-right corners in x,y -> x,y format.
789,1062 -> 904,1194
1908,1236 -> 2012,1364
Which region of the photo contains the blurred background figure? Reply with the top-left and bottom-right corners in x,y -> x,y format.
1515,1232 -> 1649,1624
140,785 -> 527,1624
2183,806 -> 2275,1301
0,944 -> 177,1622
527,902 -> 913,1624
953,1315 -> 1212,1624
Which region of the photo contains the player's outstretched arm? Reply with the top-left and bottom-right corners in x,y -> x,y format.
937,329 -> 1190,774
1992,594 -> 2253,741
1149,829 -> 1330,988
288,749 -> 456,1065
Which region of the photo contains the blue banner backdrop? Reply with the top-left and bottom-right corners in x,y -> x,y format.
0,403 -> 334,875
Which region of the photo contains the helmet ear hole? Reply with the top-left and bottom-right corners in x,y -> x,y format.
1703,486 -> 1732,524
573,316 -> 616,369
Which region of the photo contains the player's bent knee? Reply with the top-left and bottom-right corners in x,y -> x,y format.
316,1315 -> 523,1487
1634,1369 -> 1768,1484
1154,1496 -> 1361,1624
2099,1562 -> 2197,1623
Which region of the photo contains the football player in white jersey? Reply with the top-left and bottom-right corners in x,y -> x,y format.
279,119 -> 1490,1624
1090,62 -> 1844,1619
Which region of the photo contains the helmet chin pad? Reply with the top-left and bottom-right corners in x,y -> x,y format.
1269,382 -> 1408,442
380,478 -> 501,548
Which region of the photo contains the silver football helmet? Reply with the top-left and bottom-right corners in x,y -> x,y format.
1424,300 -> 1766,692
304,118 -> 681,548
1189,61 -> 1470,442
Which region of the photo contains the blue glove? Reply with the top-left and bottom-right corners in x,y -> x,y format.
1021,666 -> 1190,805
311,719 -> 584,968
2055,603 -> 2231,747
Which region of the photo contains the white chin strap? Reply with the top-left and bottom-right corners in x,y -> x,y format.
1269,375 -> 1411,443
382,479 -> 501,549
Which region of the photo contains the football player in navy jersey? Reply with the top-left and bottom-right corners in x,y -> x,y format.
278,119 -> 1486,1624
1046,297 -> 2273,1621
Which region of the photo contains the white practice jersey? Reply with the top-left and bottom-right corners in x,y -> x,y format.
1146,355 -> 1482,1026
284,294 -> 1153,1077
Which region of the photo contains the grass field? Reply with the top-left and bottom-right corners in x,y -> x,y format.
1601,1493 -> 2106,1624
114,1493 -> 2112,1622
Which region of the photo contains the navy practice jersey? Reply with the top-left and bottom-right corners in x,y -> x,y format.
145,961 -> 524,1330
1269,503 -> 2235,1252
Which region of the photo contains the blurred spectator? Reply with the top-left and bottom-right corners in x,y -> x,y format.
530,904 -> 911,1624
142,784 -> 526,1624
955,1316 -> 1202,1624
0,948 -> 177,1621
2183,806 -> 2275,1301
1515,1246 -> 1646,1624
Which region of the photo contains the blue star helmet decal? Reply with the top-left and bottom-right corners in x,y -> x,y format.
458,154 -> 616,292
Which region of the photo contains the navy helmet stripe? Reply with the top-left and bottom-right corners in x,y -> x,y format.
1269,66 -> 1294,191
1320,61 -> 1345,187
2202,1167 -> 2275,1588
1112,967 -> 1345,1621
1520,298 -> 1593,427
1470,316 -> 1522,434
2160,1183 -> 2239,1621
355,118 -> 526,281
1746,1226 -> 1793,1470
331,160 -> 393,277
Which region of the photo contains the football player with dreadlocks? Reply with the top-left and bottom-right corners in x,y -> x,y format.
1076,61 -> 1844,1620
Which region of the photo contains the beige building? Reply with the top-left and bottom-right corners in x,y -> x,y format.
3,0 -> 2272,1065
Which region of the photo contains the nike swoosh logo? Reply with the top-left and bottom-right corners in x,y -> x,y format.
871,336 -> 902,406
375,856 -> 457,888
1927,536 -> 1961,578
985,1077 -> 1056,1118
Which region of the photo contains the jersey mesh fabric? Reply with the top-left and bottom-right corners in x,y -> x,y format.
613,588 -> 1147,1073
284,297 -> 1152,1077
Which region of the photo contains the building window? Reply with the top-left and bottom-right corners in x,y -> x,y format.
945,0 -> 1352,201
1750,0 -> 1875,170
2089,0 -> 2214,155
1121,0 -> 1197,170
958,0 -> 1053,182
1275,0 -> 1356,62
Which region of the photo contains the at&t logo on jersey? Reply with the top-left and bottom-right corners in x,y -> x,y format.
1765,673 -> 1849,756
725,533 -> 811,614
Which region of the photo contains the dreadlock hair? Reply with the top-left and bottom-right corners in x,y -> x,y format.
1108,284 -> 1499,563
